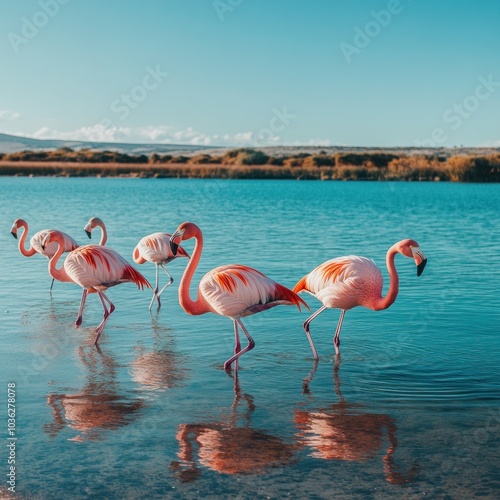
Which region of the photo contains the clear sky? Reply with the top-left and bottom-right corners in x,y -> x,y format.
0,0 -> 499,147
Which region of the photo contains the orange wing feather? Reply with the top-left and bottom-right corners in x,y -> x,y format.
121,263 -> 151,290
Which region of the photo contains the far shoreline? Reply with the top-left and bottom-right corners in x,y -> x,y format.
0,160 -> 498,182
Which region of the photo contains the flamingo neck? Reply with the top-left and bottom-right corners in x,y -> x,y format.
373,246 -> 399,311
17,222 -> 36,257
98,224 -> 107,246
47,237 -> 73,284
97,222 -> 108,246
178,228 -> 210,315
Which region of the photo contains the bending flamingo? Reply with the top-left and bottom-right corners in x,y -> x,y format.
10,218 -> 79,292
169,222 -> 309,371
84,217 -> 107,245
42,230 -> 151,344
133,232 -> 189,311
293,239 -> 427,358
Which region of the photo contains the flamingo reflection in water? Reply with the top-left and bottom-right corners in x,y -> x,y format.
295,360 -> 419,485
131,322 -> 189,392
171,376 -> 299,481
44,346 -> 145,442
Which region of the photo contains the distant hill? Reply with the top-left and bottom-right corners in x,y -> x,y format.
0,133 -> 212,155
0,132 -> 498,158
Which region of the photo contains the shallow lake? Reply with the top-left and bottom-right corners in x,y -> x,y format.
0,178 -> 499,498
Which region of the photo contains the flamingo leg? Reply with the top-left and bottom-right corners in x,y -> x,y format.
333,310 -> 346,355
75,289 -> 89,327
149,264 -> 161,311
49,278 -> 55,294
302,305 -> 327,360
223,319 -> 255,371
93,291 -> 115,345
231,320 -> 242,372
157,265 -> 174,299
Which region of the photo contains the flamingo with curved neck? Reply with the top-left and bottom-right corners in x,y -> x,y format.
10,218 -> 79,292
293,239 -> 427,359
43,230 -> 151,344
84,217 -> 107,245
169,222 -> 309,370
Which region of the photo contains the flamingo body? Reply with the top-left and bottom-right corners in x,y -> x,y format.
43,230 -> 151,344
294,239 -> 427,358
169,222 -> 308,370
294,256 -> 384,311
200,264 -> 303,318
133,232 -> 189,311
133,232 -> 187,265
63,245 -> 149,291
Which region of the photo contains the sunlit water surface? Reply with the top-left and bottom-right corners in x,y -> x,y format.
0,178 -> 499,499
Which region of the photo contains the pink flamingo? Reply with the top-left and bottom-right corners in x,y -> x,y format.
10,218 -> 79,292
169,222 -> 309,370
42,230 -> 151,344
133,232 -> 189,311
84,217 -> 107,245
293,239 -> 427,358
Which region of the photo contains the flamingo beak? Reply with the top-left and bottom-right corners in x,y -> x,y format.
169,231 -> 183,256
41,233 -> 51,251
170,227 -> 187,256
411,247 -> 427,277
11,231 -> 17,239
85,229 -> 92,239
417,258 -> 427,277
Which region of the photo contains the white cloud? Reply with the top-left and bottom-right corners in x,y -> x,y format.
21,123 -> 330,148
0,110 -> 21,120
29,124 -> 262,147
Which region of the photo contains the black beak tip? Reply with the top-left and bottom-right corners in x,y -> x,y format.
170,241 -> 179,256
85,230 -> 92,239
417,258 -> 427,277
11,231 -> 17,239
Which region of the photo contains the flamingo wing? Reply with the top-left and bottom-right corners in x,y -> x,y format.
294,257 -> 383,310
64,246 -> 151,290
200,264 -> 307,318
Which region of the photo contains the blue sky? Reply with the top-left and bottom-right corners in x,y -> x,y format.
0,0 -> 499,147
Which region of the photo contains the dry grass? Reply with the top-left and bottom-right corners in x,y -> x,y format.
1,152 -> 499,181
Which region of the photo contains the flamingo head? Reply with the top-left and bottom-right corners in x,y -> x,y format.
10,218 -> 26,239
397,239 -> 427,276
169,222 -> 200,256
41,230 -> 63,251
84,217 -> 104,239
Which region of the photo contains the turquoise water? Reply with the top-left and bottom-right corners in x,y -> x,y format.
0,178 -> 499,499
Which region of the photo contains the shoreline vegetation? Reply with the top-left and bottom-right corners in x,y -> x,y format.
0,147 -> 499,182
